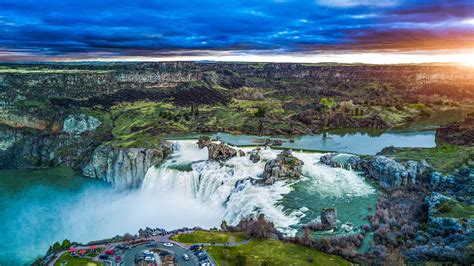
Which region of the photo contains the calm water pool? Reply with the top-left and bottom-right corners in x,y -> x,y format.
167,130 -> 436,155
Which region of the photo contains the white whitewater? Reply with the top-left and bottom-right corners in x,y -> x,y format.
142,140 -> 375,233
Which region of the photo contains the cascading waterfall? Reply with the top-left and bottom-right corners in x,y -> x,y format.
141,140 -> 375,234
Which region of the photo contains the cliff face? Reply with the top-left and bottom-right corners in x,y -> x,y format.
82,142 -> 173,189
0,118 -> 103,169
1,62 -> 473,171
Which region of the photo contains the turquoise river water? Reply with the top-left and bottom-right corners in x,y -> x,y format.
0,130 -> 437,265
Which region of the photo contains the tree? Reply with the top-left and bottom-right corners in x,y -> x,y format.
221,220 -> 228,230
123,233 -> 134,242
52,242 -> 62,252
237,214 -> 277,239
319,98 -> 336,128
254,106 -> 267,118
319,97 -> 336,109
61,239 -> 71,250
339,100 -> 354,113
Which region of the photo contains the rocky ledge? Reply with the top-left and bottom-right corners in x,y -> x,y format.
260,150 -> 303,185
320,153 -> 429,189
197,136 -> 243,160
436,112 -> 474,146
82,141 -> 172,189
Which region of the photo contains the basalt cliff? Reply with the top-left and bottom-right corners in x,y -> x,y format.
0,62 -> 473,176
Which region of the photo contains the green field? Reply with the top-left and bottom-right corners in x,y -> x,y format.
54,253 -> 103,266
207,239 -> 351,266
171,230 -> 247,244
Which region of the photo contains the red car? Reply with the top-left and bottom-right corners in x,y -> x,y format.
105,250 -> 115,255
115,256 -> 122,263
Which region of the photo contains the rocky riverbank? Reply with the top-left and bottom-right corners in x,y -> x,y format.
318,133 -> 473,264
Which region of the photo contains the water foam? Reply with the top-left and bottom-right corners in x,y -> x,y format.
141,141 -> 375,233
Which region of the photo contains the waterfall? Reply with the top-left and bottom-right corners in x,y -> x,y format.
141,140 -> 375,234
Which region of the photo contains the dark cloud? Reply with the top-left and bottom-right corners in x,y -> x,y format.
0,0 -> 472,60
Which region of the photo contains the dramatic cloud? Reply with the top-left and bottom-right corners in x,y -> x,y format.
0,0 -> 472,62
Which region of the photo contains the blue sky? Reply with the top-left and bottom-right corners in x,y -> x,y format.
0,0 -> 473,62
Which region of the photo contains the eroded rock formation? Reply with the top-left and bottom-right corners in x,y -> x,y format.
82,141 -> 172,189
261,150 -> 303,185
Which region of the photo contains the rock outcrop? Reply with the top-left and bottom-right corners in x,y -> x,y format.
0,124 -> 102,170
436,112 -> 474,146
82,141 -> 172,189
249,148 -> 261,163
207,143 -> 237,160
197,136 -> 237,160
302,208 -> 338,231
261,150 -> 303,185
62,114 -> 101,135
320,153 -> 429,189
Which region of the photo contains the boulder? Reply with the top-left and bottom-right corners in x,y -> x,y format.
197,136 -> 238,160
207,143 -> 237,160
264,139 -> 283,147
321,208 -> 338,229
249,148 -> 261,163
302,208 -> 338,231
238,150 -> 246,157
260,149 -> 303,185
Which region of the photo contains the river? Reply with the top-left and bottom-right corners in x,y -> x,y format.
0,130 -> 436,265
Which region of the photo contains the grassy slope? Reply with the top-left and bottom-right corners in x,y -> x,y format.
382,144 -> 474,174
207,239 -> 351,266
54,253 -> 103,266
171,231 -> 350,266
171,230 -> 247,244
435,196 -> 474,219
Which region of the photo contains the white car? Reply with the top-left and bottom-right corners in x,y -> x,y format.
182,254 -> 189,261
163,243 -> 174,247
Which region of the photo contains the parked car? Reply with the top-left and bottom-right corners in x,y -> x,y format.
200,260 -> 211,266
116,244 -> 129,249
163,242 -> 174,247
182,254 -> 190,261
190,244 -> 200,251
146,242 -> 158,247
115,256 -> 122,263
98,255 -> 109,260
197,251 -> 208,260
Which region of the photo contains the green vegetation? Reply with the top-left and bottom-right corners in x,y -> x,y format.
207,238 -> 351,266
54,253 -> 103,266
319,97 -> 336,109
170,230 -> 247,244
435,197 -> 474,219
382,144 -> 474,174
408,103 -> 430,113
